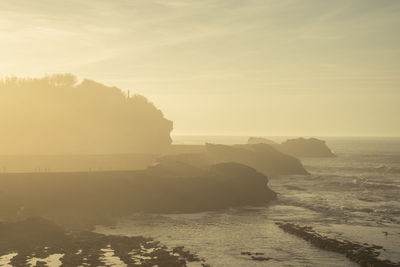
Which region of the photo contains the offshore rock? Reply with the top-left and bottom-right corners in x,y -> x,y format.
248,137 -> 336,157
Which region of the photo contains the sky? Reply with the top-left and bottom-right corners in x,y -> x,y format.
1,0 -> 399,136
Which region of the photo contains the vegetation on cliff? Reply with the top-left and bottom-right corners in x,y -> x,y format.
0,74 -> 173,154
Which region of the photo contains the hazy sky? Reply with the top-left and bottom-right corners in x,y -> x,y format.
1,0 -> 399,136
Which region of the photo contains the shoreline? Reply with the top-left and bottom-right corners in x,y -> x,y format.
0,217 -> 209,267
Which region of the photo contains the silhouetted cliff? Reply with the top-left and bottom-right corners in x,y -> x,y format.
207,143 -> 309,176
160,143 -> 309,176
0,163 -> 276,224
0,74 -> 173,154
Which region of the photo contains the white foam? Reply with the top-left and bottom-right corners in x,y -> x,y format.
100,247 -> 127,267
26,253 -> 64,267
0,253 -> 18,267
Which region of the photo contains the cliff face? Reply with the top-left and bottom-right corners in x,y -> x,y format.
0,74 -> 173,154
248,137 -> 336,157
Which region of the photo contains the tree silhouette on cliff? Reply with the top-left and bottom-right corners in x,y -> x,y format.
0,74 -> 173,154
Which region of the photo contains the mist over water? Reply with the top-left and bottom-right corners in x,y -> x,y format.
0,78 -> 398,266
1,1 -> 400,266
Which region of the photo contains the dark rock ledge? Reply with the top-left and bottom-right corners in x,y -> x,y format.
241,251 -> 271,261
276,222 -> 400,267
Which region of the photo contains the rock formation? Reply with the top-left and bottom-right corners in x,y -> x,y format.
0,74 -> 173,154
205,143 -> 309,176
0,217 -> 206,266
276,222 -> 399,267
278,138 -> 336,157
0,162 -> 276,224
248,137 -> 336,157
160,143 -> 309,177
248,137 -> 277,145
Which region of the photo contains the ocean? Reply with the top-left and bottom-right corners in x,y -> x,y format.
96,136 -> 400,266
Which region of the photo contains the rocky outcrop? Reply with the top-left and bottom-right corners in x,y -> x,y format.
160,143 -> 309,177
144,161 -> 277,212
0,74 -> 172,154
0,217 -> 205,266
248,137 -> 277,145
0,162 -> 276,224
278,138 -> 336,157
0,217 -> 67,250
241,251 -> 272,261
276,222 -> 400,267
206,143 -> 309,176
248,137 -> 335,157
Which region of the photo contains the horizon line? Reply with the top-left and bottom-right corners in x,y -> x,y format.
171,134 -> 400,138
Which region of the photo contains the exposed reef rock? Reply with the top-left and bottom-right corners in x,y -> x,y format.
248,137 -> 336,157
276,222 -> 400,267
0,74 -> 173,154
241,251 -> 271,261
0,217 -> 205,266
0,162 -> 276,225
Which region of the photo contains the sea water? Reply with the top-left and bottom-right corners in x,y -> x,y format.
96,137 -> 400,266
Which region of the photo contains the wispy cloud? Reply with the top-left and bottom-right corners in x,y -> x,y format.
1,0 -> 400,135
1,0 -> 399,91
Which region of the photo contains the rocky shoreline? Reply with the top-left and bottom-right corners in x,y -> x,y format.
0,217 -> 209,267
276,222 -> 400,267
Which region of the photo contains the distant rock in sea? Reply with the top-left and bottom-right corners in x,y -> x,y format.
278,138 -> 336,157
248,137 -> 336,157
248,137 -> 278,145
